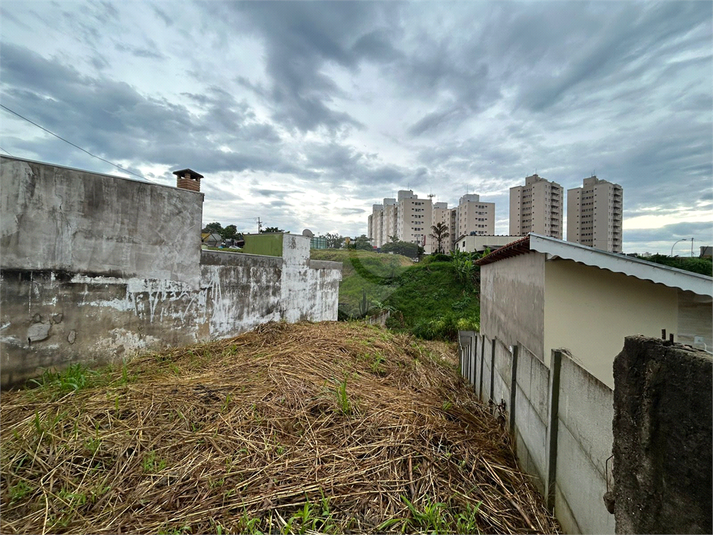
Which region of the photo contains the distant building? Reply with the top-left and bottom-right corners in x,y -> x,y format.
457,194 -> 495,239
397,190 -> 433,252
509,174 -> 563,239
368,190 -> 496,254
567,176 -> 623,253
432,202 -> 457,253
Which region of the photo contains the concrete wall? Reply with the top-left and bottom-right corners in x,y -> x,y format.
0,156 -> 202,287
0,157 -> 341,387
481,253 -> 545,360
612,336 -> 712,534
555,353 -> 615,534
544,259 -> 678,388
513,344 -> 550,495
459,331 -> 616,534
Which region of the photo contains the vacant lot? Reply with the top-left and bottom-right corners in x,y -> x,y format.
1,321 -> 557,534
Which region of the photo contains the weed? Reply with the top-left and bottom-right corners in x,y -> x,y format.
142,450 -> 167,473
442,400 -> 453,411
369,351 -> 386,375
333,378 -> 351,416
455,501 -> 482,534
8,481 -> 33,503
158,524 -> 192,535
85,437 -> 101,455
29,363 -> 98,394
222,393 -> 232,413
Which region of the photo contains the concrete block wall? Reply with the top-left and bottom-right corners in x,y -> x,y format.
513,345 -> 550,494
458,330 -> 616,534
555,355 -> 614,534
0,156 -> 342,387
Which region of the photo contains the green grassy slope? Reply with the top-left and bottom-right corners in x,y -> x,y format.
310,250 -> 412,317
311,250 -> 479,340
384,261 -> 479,340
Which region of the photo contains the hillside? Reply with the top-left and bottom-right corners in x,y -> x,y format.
311,250 -> 480,340
1,322 -> 557,534
384,260 -> 480,340
310,249 -> 412,318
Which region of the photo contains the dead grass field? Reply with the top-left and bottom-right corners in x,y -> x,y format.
1,321 -> 558,534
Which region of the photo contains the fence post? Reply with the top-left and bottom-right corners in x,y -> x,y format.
489,337 -> 496,403
471,333 -> 478,391
545,349 -> 563,512
479,335 -> 485,400
509,344 -> 519,437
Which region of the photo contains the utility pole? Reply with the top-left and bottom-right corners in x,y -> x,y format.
256,217 -> 262,234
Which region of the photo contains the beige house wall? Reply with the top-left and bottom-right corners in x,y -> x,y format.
481,253 -> 546,359
544,259 -> 678,388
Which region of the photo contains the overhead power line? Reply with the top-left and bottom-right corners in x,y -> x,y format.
0,104 -> 149,181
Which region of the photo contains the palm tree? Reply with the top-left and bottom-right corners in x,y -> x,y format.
430,222 -> 450,254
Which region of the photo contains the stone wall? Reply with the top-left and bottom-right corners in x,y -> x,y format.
0,156 -> 341,387
612,336 -> 712,534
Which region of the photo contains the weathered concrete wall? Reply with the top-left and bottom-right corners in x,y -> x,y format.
481,253 -> 545,361
612,336 -> 712,534
1,247 -> 341,386
513,344 -> 550,495
555,353 -> 615,535
0,156 -> 203,286
458,332 -> 616,534
492,339 -> 512,411
0,157 -> 342,387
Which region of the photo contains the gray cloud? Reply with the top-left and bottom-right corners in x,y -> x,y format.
1,1 -> 710,248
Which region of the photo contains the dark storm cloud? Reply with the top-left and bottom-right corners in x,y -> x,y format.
115,43 -> 164,60
0,43 -> 295,176
201,1 -> 399,133
522,3 -> 710,113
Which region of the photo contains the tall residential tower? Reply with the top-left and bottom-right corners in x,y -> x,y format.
509,174 -> 563,239
567,176 -> 623,253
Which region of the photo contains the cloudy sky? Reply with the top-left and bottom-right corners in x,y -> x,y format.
2,1 -> 711,254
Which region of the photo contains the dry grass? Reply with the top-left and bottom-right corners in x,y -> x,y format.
0,321 -> 558,534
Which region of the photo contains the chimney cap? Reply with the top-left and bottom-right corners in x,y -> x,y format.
173,168 -> 204,180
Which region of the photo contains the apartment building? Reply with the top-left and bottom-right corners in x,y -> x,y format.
368,190 -> 495,254
432,202 -> 457,253
509,174 -> 563,239
396,190 -> 433,252
567,176 -> 623,253
457,194 -> 495,239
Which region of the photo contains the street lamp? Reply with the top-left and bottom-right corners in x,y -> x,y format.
671,238 -> 688,257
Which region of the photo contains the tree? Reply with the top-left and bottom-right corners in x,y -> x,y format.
221,224 -> 238,240
389,235 -> 399,243
202,222 -> 223,234
353,234 -> 372,251
429,222 -> 450,254
261,226 -> 284,233
324,233 -> 345,249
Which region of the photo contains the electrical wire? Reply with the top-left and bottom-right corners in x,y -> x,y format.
0,104 -> 150,181
0,146 -> 13,156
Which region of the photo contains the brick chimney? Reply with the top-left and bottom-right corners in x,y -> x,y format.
173,168 -> 203,192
